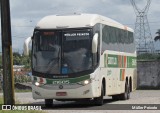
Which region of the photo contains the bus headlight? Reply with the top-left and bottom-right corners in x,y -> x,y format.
34,81 -> 45,87
78,79 -> 92,85
84,80 -> 90,85
35,82 -> 40,86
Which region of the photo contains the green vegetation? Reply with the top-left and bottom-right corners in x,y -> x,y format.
0,55 -> 2,69
14,89 -> 31,93
14,75 -> 31,83
0,52 -> 31,84
137,53 -> 160,61
0,89 -> 31,93
0,85 -> 32,93
0,97 -> 3,104
0,52 -> 32,92
13,52 -> 31,69
0,52 -> 31,70
154,29 -> 160,41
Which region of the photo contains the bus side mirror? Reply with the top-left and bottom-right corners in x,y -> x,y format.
92,33 -> 98,53
24,37 -> 32,56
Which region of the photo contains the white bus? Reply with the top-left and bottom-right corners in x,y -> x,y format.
24,13 -> 137,107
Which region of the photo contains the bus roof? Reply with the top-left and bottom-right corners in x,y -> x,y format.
36,13 -> 133,32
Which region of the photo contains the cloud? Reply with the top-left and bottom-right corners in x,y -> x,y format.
0,0 -> 160,52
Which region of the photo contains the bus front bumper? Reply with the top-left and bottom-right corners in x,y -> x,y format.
32,83 -> 100,99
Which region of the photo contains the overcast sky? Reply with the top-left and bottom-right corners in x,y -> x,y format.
0,0 -> 160,53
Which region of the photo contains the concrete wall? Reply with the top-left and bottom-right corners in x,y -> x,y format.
137,61 -> 160,89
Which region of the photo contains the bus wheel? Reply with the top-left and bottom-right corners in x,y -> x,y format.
94,84 -> 104,106
119,82 -> 130,100
112,95 -> 120,100
45,99 -> 53,108
127,83 -> 130,99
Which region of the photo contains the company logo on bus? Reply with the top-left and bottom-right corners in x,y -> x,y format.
108,57 -> 118,65
132,59 -> 136,66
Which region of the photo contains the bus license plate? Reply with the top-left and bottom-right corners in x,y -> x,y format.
56,92 -> 67,96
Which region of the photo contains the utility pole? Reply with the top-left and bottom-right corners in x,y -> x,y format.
1,0 -> 15,105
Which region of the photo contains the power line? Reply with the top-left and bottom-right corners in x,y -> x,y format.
130,0 -> 154,54
124,21 -> 160,26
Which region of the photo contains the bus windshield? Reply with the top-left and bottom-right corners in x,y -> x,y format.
32,29 -> 93,75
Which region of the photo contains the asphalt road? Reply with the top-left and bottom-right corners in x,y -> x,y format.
1,90 -> 160,113
13,90 -> 160,104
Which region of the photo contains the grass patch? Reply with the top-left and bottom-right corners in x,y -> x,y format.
0,97 -> 3,104
0,89 -> 31,93
15,89 -> 32,93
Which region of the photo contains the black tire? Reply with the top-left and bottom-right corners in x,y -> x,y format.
45,99 -> 53,108
127,84 -> 130,99
112,95 -> 120,100
119,82 -> 130,100
94,84 -> 104,106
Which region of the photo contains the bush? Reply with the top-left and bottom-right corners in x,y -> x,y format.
14,74 -> 31,83
137,53 -> 160,61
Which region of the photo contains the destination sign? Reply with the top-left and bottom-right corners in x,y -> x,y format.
64,31 -> 90,41
64,32 -> 89,37
43,32 -> 55,35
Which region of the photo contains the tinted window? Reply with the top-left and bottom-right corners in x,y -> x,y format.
102,24 -> 135,53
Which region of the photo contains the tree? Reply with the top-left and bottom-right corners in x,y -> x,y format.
12,52 -> 31,69
154,29 -> 160,41
0,55 -> 2,69
21,55 -> 31,69
13,52 -> 21,65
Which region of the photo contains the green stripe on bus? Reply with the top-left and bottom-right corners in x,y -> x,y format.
120,69 -> 125,81
34,75 -> 90,85
104,54 -> 136,68
120,69 -> 122,81
104,54 -> 107,67
127,56 -> 136,68
122,56 -> 124,68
